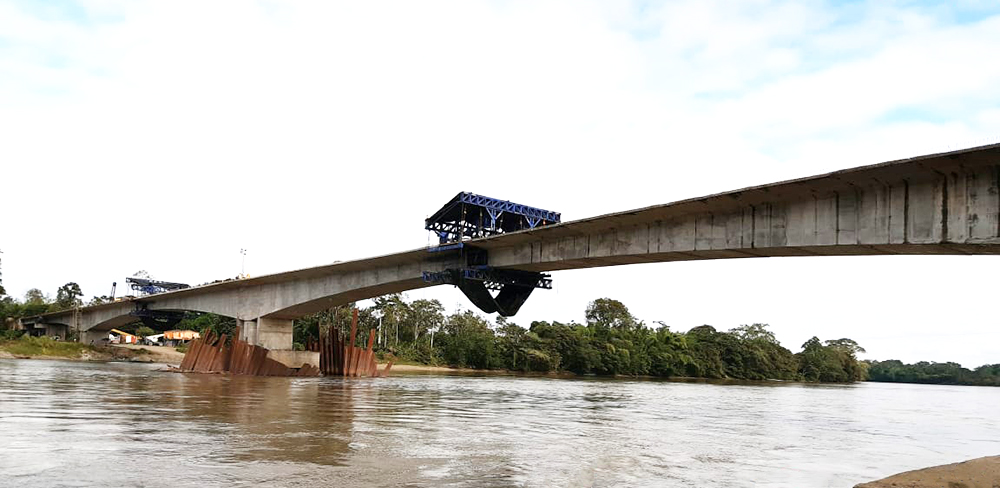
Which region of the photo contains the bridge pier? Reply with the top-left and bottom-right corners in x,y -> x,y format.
257,317 -> 293,350
237,318 -> 292,349
82,330 -> 106,344
236,317 -> 315,368
237,318 -> 257,344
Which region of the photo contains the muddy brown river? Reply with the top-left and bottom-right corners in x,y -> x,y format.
0,359 -> 997,487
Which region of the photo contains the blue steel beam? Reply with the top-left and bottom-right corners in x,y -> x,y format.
458,193 -> 561,223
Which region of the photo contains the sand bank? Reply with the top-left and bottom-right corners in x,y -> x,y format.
856,456 -> 1000,488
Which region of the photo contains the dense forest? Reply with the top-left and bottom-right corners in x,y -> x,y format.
866,359 -> 1000,386
3,280 -> 997,386
186,295 -> 870,383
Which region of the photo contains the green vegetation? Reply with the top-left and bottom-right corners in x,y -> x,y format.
867,360 -> 1000,386
291,295 -> 867,383
173,312 -> 236,338
134,326 -> 156,338
1,329 -> 25,341
0,273 -> 989,386
1,283 -> 91,326
0,335 -> 94,358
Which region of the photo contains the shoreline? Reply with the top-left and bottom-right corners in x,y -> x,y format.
855,456 -> 1000,487
2,350 -> 997,389
0,344 -> 186,364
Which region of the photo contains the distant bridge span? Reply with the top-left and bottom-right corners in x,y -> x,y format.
27,144 -> 1000,364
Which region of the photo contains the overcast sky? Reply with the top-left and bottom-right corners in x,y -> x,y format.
2,0 -> 999,367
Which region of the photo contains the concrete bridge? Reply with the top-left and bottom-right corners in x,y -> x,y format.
25,144 -> 1000,366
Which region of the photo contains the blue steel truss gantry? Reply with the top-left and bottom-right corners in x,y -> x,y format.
126,277 -> 190,296
422,192 -> 560,316
425,192 -> 561,244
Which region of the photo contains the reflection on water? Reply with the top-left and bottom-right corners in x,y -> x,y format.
0,359 -> 998,488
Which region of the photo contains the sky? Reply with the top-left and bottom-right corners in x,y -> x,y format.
1,0 -> 999,367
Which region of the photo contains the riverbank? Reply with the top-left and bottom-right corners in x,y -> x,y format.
112,344 -> 187,364
387,363 -> 512,374
856,456 -> 1000,488
0,337 -> 184,364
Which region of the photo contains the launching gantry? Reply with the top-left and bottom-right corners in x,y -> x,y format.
422,192 -> 560,316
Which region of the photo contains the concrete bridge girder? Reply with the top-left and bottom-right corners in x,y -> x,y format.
483,160 -> 1000,271
32,255 -> 463,350
24,145 -> 1000,364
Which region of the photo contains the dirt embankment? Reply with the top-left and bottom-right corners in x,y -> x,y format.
856,456 -> 1000,488
110,344 -> 186,365
0,343 -> 185,365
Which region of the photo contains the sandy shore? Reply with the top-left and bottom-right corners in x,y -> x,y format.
855,456 -> 1000,488
386,363 -> 485,373
111,344 -> 186,365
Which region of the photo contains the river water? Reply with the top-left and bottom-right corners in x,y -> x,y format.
0,360 -> 997,488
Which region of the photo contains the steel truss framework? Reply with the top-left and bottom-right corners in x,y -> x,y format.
422,259 -> 551,316
425,192 -> 561,244
126,277 -> 190,296
422,267 -> 552,292
130,306 -> 187,330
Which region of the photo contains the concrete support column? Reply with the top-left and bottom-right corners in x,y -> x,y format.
256,317 -> 293,350
47,324 -> 69,340
238,319 -> 259,346
82,330 -> 107,345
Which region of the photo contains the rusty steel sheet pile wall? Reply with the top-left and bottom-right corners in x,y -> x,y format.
178,327 -> 320,377
177,309 -> 389,377
319,309 -> 394,377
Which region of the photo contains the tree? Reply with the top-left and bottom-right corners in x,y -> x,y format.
373,294 -> 407,346
439,310 -> 498,369
24,288 -> 47,305
824,338 -> 866,355
404,299 -> 444,343
135,326 -> 155,338
682,325 -> 724,378
727,323 -> 798,380
730,323 -> 778,344
496,317 -> 526,369
88,295 -> 113,306
796,336 -> 866,382
0,296 -> 23,328
55,282 -> 84,310
530,320 -> 599,374
22,288 -> 50,316
176,312 -> 236,339
585,298 -> 640,332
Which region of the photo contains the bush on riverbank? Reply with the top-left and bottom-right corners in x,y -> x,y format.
1,329 -> 25,341
1,335 -> 95,358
